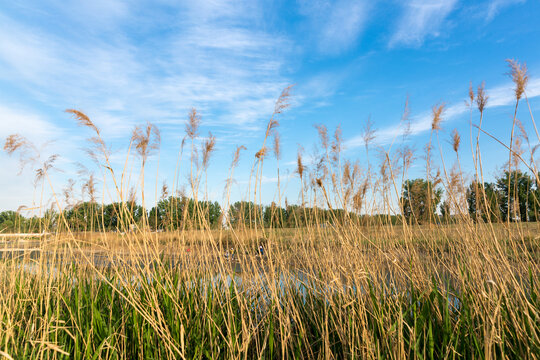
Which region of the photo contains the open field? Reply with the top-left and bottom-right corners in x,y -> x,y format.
1,60 -> 540,359
0,222 -> 539,359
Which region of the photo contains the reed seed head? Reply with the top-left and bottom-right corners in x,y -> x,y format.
431,103 -> 445,131
231,145 -> 246,168
511,136 -> 524,169
132,122 -> 160,161
255,147 -> 267,160
4,134 -> 26,155
331,126 -> 342,164
273,133 -> 281,161
506,59 -> 528,101
362,117 -> 376,148
128,186 -> 137,205
66,109 -> 100,135
160,181 -> 169,201
186,108 -> 201,139
82,173 -> 97,203
315,124 -> 329,152
343,161 -> 351,186
296,147 -> 305,179
476,82 -> 488,113
274,85 -> 294,116
202,132 -> 216,169
516,118 -> 529,145
451,129 -> 461,153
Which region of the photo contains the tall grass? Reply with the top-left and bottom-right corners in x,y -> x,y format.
1,60 -> 539,359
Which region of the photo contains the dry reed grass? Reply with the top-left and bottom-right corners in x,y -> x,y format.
0,62 -> 539,359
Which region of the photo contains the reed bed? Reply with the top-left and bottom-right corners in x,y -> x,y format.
0,60 -> 539,359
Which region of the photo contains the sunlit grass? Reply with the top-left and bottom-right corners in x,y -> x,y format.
1,59 -> 539,359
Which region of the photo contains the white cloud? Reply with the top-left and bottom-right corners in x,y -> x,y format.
0,103 -> 58,142
0,2 -> 291,140
298,0 -> 370,54
0,2 -> 296,210
485,0 -> 526,21
320,0 -> 370,53
0,103 -> 75,211
0,16 -> 60,84
345,77 -> 540,148
389,0 -> 457,47
484,77 -> 540,107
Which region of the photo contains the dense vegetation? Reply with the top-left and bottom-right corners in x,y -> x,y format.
0,60 -> 539,359
3,169 -> 540,233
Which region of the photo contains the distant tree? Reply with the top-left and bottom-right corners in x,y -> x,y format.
199,200 -> 222,229
228,201 -> 263,228
64,202 -> 101,231
400,179 -> 443,224
149,196 -> 222,230
100,202 -> 143,231
440,200 -> 451,223
466,181 -> 501,222
496,170 -> 538,222
0,211 -> 18,232
42,207 -> 59,232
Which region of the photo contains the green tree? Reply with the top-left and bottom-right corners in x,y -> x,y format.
440,200 -> 451,223
400,179 -> 443,224
496,170 -> 538,222
64,202 -> 101,231
0,211 -> 19,232
228,201 -> 263,228
466,181 -> 501,222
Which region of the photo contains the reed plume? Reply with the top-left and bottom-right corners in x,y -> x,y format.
160,181 -> 169,201
132,122 -> 161,162
186,108 -> 201,139
82,173 -> 98,203
4,134 -> 26,155
451,129 -> 461,153
331,126 -> 342,165
201,132 -> 216,170
273,85 -> 294,117
431,103 -> 445,131
273,133 -> 281,161
255,147 -> 267,160
362,116 -> 376,149
232,145 -> 246,168
66,109 -> 100,135
506,59 -> 529,101
315,124 -> 329,153
4,134 -> 39,173
476,82 -> 488,112
296,147 -> 305,179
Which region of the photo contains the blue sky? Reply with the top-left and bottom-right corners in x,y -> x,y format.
1,0 -> 540,213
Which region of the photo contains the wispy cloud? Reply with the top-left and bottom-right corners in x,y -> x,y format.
0,103 -> 58,142
389,0 -> 457,47
485,0 -> 526,21
345,77 -> 540,148
295,68 -> 352,109
0,2 -> 291,140
298,0 -> 371,54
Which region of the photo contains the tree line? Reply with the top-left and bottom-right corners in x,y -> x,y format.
0,196 -> 364,233
400,170 -> 540,224
2,169 -> 539,233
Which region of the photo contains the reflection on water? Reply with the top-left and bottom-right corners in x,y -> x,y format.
2,241 -> 463,311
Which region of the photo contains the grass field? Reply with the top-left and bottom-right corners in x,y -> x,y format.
0,222 -> 538,359
1,61 -> 539,359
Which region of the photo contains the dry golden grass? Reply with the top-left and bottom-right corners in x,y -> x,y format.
0,61 -> 539,359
